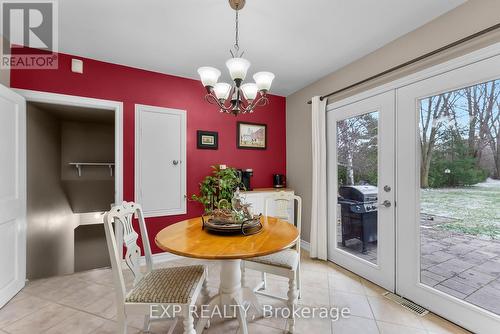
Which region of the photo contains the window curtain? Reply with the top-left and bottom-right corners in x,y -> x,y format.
310,96 -> 328,260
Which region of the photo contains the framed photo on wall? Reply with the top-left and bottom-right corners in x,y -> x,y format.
237,122 -> 267,150
197,130 -> 218,149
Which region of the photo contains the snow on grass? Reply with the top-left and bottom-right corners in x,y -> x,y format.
420,178 -> 500,238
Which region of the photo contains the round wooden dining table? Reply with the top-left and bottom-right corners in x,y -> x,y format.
155,215 -> 299,334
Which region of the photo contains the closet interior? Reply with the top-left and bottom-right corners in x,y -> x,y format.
26,101 -> 115,279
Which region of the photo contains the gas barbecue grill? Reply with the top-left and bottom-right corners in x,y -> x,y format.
338,185 -> 378,253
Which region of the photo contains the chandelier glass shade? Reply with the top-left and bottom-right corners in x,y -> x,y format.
197,1 -> 275,115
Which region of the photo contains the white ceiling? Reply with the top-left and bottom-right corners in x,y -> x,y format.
58,0 -> 466,96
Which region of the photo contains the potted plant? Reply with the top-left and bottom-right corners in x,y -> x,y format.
191,165 -> 245,214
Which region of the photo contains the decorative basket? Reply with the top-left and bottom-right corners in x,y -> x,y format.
202,210 -> 262,235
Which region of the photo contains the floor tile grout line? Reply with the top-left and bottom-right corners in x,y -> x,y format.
21,277 -> 287,333
376,320 -> 433,333
2,256 -> 475,334
0,294 -> 55,332
328,270 -> 334,334
1,301 -> 79,334
367,295 -> 430,331
19,288 -> 130,329
0,310 -> 51,333
364,292 -> 382,334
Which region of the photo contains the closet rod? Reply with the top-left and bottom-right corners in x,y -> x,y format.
306,22 -> 500,105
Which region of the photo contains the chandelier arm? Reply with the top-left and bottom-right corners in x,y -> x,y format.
240,94 -> 268,113
205,93 -> 233,112
256,95 -> 269,107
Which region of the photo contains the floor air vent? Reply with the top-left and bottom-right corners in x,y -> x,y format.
382,292 -> 429,316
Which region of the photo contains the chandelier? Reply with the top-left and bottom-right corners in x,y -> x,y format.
197,0 -> 275,115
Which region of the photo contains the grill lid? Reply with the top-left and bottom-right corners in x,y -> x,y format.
339,185 -> 378,202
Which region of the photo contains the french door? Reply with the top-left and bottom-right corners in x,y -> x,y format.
397,52 -> 500,333
327,90 -> 395,291
327,48 -> 500,334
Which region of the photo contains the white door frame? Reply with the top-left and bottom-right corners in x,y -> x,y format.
327,90 -> 396,291
396,53 -> 500,334
0,85 -> 26,308
325,41 -> 500,334
13,89 -> 124,205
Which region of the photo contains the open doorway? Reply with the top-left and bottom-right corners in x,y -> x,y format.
23,94 -> 122,280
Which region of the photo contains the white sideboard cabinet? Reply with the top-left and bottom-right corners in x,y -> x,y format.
241,188 -> 295,225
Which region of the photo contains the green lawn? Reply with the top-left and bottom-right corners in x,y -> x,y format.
420,179 -> 500,239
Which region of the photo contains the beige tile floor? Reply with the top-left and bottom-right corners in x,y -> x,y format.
0,252 -> 471,334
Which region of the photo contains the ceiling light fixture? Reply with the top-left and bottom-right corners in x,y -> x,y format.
197,0 -> 275,115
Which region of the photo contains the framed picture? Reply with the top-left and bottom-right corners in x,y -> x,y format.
237,122 -> 267,150
197,130 -> 218,149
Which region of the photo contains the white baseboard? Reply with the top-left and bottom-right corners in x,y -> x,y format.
122,251 -> 181,269
300,239 -> 310,252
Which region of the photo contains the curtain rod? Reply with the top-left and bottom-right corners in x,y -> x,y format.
306,22 -> 500,105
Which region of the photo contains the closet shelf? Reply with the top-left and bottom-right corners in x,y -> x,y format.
69,162 -> 115,177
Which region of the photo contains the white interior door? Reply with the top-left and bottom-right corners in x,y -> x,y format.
0,85 -> 26,308
397,53 -> 500,334
327,90 -> 395,291
135,104 -> 186,218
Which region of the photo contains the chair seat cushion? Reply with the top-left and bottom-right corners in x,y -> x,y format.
126,265 -> 204,304
246,249 -> 299,270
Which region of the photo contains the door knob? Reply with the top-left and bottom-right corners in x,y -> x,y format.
172,160 -> 179,166
383,185 -> 391,192
380,200 -> 391,208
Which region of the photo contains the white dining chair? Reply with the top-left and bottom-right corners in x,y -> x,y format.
241,192 -> 302,333
103,201 -> 209,334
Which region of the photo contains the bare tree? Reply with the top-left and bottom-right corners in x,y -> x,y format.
487,100 -> 500,178
419,93 -> 454,188
419,80 -> 500,187
462,81 -> 499,163
337,119 -> 358,185
337,114 -> 377,185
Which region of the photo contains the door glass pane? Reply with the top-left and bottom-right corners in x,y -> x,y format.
419,79 -> 500,315
336,111 -> 379,264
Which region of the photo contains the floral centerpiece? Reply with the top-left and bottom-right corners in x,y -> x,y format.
192,165 -> 261,234
191,165 -> 245,214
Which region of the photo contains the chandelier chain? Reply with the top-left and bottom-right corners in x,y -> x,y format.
234,9 -> 239,52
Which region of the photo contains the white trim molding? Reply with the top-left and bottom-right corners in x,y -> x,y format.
12,89 -> 124,206
300,239 -> 311,252
122,251 -> 182,269
327,41 -> 500,111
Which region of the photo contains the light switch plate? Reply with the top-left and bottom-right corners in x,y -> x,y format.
71,58 -> 83,73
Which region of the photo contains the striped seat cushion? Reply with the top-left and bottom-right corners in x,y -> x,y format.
126,265 -> 204,304
247,249 -> 299,270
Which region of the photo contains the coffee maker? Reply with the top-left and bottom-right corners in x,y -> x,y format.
273,174 -> 286,188
237,169 -> 253,191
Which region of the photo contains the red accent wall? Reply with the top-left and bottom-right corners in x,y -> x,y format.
11,51 -> 286,254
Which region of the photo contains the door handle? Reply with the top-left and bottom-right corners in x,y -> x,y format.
379,200 -> 391,208
172,160 -> 179,166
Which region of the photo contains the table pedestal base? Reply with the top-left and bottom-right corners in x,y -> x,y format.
196,259 -> 262,334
